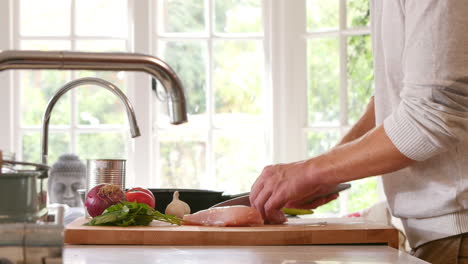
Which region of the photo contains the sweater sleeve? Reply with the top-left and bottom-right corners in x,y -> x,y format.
383,0 -> 468,161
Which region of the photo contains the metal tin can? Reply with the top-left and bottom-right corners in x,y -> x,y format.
86,159 -> 126,191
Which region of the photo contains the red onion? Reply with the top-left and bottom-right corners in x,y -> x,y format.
85,184 -> 127,217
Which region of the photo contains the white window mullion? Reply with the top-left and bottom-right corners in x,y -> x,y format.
14,72 -> 22,160
291,0 -> 308,163
18,36 -> 129,41
131,0 -> 153,187
156,36 -> 263,41
152,0 -> 165,189
70,91 -> 77,155
70,0 -> 77,155
261,0 -> 272,164
0,0 -> 14,152
304,27 -> 370,38
338,0 -> 349,215
271,0 -> 307,164
263,0 -> 280,164
205,0 -> 215,190
13,0 -> 22,160
339,0 -> 348,128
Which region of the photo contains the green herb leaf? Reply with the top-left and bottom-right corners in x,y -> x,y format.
85,201 -> 183,227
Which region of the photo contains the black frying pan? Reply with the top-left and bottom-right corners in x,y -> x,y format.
149,188 -> 248,213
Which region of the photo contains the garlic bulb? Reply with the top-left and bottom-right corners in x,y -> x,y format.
165,191 -> 191,218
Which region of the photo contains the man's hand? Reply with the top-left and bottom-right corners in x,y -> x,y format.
249,161 -> 339,224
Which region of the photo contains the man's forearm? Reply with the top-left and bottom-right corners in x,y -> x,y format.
308,124 -> 415,185
337,96 -> 376,146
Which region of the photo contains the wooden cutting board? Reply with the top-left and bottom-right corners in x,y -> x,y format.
64,217 -> 398,248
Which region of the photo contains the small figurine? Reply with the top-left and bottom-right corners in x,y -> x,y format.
48,154 -> 86,207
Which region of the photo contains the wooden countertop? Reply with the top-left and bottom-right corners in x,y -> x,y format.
63,245 -> 429,264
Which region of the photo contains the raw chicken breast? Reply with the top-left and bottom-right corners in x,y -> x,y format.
182,206 -> 264,227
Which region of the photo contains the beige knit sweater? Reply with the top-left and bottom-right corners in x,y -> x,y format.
371,0 -> 468,248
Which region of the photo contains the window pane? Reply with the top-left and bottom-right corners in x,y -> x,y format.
22,132 -> 70,164
307,38 -> 340,126
158,41 -> 207,125
313,199 -> 340,216
75,40 -> 127,52
213,40 -> 264,127
347,0 -> 370,28
20,71 -> 71,126
214,129 -> 266,194
76,82 -> 128,126
347,177 -> 378,212
160,0 -> 205,33
74,39 -> 128,125
307,130 -> 340,157
77,133 -> 127,160
21,40 -> 71,51
20,0 -> 71,36
19,40 -> 72,126
347,35 -> 374,124
157,131 -> 206,188
75,0 -> 128,37
214,0 -> 262,34
307,0 -> 339,32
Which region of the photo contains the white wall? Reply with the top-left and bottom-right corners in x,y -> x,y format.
0,0 -> 14,152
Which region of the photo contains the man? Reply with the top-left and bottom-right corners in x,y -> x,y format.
250,1 -> 468,263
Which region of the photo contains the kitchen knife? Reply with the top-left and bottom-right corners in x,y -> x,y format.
210,183 -> 351,208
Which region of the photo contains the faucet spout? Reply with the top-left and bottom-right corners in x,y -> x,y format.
41,77 -> 141,165
0,50 -> 188,124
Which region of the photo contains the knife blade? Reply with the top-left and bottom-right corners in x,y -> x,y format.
210,183 -> 351,208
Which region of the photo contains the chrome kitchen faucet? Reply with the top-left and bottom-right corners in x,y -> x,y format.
0,50 -> 187,123
0,50 -> 188,164
41,77 -> 140,165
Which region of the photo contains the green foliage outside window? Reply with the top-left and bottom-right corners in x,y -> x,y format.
161,42 -> 207,116
347,0 -> 371,28
307,0 -> 378,215
159,134 -> 206,189
164,0 -> 204,33
307,38 -> 340,125
20,71 -> 71,126
348,35 -> 374,124
75,71 -> 127,126
22,132 -> 69,164
214,0 -> 262,33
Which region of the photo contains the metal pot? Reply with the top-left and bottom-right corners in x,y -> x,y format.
0,160 -> 49,223
149,189 -> 248,213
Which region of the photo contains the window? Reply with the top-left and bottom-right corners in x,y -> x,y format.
13,0 -> 131,166
1,0 -> 378,216
153,0 -> 267,194
305,0 -> 377,215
